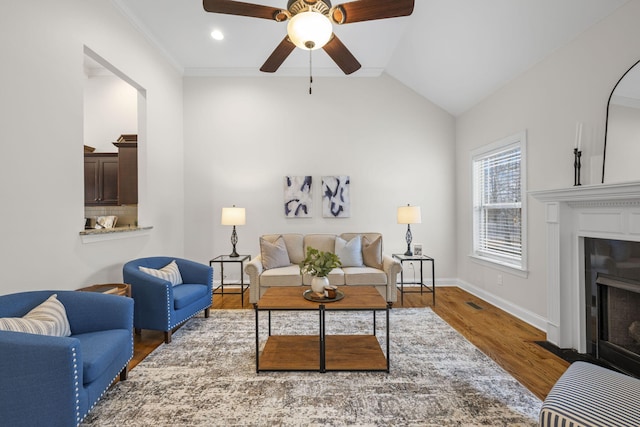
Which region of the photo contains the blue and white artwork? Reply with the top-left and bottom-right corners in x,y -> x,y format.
322,175 -> 350,218
284,176 -> 312,218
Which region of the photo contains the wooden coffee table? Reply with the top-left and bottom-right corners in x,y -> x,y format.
255,286 -> 389,373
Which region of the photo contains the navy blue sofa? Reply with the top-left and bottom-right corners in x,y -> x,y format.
123,256 -> 213,343
0,290 -> 133,427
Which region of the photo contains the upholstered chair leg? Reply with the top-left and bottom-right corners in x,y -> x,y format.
134,328 -> 141,335
204,307 -> 210,318
164,330 -> 172,344
120,365 -> 128,381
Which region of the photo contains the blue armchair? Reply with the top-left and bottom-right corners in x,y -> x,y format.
0,290 -> 133,427
123,256 -> 213,343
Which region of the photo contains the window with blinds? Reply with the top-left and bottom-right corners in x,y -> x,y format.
472,133 -> 527,270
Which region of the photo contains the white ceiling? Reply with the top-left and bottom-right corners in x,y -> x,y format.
113,0 -> 628,116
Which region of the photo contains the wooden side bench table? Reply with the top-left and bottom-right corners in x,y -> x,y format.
77,283 -> 131,297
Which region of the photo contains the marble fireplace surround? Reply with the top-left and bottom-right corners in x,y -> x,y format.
531,182 -> 640,352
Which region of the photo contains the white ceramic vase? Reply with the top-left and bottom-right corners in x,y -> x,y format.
311,276 -> 329,295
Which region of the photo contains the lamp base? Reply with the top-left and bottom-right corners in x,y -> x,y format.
229,226 -> 240,257
404,225 -> 413,257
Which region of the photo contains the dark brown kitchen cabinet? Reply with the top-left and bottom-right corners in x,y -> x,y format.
114,142 -> 138,205
84,153 -> 119,205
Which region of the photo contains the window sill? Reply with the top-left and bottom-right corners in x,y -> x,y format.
468,253 -> 529,278
80,226 -> 152,244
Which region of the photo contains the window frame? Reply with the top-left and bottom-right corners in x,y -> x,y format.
470,131 -> 528,275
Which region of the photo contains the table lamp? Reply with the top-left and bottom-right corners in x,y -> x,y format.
397,204 -> 421,256
221,205 -> 245,257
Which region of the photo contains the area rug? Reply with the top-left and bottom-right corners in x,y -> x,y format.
82,308 -> 541,426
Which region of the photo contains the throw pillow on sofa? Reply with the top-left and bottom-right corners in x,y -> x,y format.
139,260 -> 183,286
335,236 -> 364,267
260,235 -> 291,270
0,293 -> 71,337
362,235 -> 384,270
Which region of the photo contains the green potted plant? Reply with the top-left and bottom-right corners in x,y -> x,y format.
300,247 -> 341,295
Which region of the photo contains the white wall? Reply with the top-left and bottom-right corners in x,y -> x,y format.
0,1 -> 184,295
455,0 -> 640,327
83,74 -> 138,152
183,75 -> 457,281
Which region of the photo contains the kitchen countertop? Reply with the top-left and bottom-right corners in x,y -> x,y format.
79,225 -> 153,236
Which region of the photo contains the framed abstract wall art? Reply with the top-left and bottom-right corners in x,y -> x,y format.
322,175 -> 350,218
284,176 -> 312,217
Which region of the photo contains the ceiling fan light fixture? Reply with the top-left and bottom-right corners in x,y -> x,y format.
287,11 -> 332,50
210,29 -> 224,41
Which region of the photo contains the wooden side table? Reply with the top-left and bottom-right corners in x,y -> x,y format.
77,283 -> 131,297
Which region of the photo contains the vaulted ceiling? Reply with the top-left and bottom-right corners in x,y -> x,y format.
113,0 -> 628,116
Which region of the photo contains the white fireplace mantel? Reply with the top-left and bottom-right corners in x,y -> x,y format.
530,182 -> 640,351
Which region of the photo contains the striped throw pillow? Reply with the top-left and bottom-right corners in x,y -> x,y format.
139,260 -> 183,286
0,294 -> 72,337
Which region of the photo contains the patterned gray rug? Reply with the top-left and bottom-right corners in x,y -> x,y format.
82,308 -> 541,426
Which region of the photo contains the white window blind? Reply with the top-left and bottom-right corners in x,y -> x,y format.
472,133 -> 526,270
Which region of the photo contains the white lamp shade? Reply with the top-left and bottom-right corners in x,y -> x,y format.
397,205 -> 422,224
287,11 -> 332,50
221,207 -> 246,226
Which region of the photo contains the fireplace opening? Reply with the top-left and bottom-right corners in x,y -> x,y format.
596,274 -> 640,376
585,237 -> 640,377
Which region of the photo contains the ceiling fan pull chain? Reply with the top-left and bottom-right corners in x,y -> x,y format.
309,49 -> 313,95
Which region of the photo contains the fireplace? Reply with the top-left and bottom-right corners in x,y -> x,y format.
584,238 -> 640,375
531,182 -> 640,361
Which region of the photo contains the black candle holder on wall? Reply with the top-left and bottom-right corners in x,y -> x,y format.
574,148 -> 582,186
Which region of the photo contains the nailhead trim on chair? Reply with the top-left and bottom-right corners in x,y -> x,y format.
76,309 -> 134,426
165,286 -> 171,331
166,301 -> 212,334
72,346 -> 80,426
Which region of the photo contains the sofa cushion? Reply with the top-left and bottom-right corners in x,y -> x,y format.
173,284 -> 209,310
260,235 -> 291,270
335,236 -> 363,267
260,265 -> 303,287
261,234 -> 305,264
74,329 -> 131,385
343,266 -> 388,286
0,294 -> 71,337
362,235 -> 384,270
304,234 -> 336,254
282,234 -> 305,264
139,260 -> 183,286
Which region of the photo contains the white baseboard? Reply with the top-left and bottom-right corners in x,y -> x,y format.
451,279 -> 548,333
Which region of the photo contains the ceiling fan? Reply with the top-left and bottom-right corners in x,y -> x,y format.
202,0 -> 415,75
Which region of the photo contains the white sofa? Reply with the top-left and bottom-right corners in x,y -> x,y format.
245,233 -> 402,305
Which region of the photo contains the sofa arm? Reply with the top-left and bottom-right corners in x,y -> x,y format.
245,255 -> 263,304
123,266 -> 174,329
382,254 -> 402,285
175,258 -> 213,291
57,291 -> 133,335
382,254 -> 402,302
0,331 -> 83,427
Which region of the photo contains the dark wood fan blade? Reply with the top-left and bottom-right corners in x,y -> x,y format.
260,37 -> 296,73
322,34 -> 361,75
203,0 -> 283,21
331,0 -> 414,24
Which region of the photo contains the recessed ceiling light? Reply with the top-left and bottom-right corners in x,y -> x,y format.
211,30 -> 224,41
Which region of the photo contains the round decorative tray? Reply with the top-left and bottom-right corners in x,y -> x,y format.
303,289 -> 345,303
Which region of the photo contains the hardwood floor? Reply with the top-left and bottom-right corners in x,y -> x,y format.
130,286 -> 569,400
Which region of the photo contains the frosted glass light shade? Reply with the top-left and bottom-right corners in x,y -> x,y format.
221,207 -> 246,226
397,205 -> 421,224
287,11 -> 332,50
